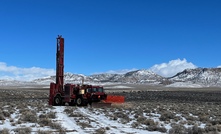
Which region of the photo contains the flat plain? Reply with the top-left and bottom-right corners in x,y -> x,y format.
0,84 -> 221,134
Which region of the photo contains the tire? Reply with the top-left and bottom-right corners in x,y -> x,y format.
76,97 -> 83,106
54,95 -> 62,106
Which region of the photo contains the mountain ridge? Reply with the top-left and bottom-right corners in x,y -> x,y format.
1,68 -> 221,87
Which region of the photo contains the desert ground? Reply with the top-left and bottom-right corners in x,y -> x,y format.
0,84 -> 221,134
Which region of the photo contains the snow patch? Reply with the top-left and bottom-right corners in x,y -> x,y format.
166,82 -> 202,88
105,85 -> 133,89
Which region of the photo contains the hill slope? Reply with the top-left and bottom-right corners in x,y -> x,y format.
1,68 -> 221,87
169,68 -> 221,87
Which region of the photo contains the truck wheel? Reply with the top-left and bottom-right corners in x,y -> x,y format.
54,96 -> 62,106
76,98 -> 83,106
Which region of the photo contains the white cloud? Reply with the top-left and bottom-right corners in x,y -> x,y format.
0,62 -> 55,81
93,68 -> 138,75
218,65 -> 221,68
149,59 -> 197,77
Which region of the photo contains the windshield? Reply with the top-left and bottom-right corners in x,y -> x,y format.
92,87 -> 103,92
97,87 -> 103,92
92,88 -> 97,92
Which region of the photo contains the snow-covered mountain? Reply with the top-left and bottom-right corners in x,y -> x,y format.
169,68 -> 221,87
118,70 -> 164,83
89,69 -> 164,84
33,73 -> 89,85
0,79 -> 36,86
1,68 -> 221,87
32,69 -> 163,85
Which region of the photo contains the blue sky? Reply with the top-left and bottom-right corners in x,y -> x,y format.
0,0 -> 221,80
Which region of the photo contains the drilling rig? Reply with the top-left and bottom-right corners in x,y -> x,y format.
49,35 -> 124,106
49,35 -> 107,106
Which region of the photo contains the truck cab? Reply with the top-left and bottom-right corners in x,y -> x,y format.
64,84 -> 91,106
90,86 -> 107,102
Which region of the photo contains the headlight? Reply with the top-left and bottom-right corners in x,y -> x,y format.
79,89 -> 85,94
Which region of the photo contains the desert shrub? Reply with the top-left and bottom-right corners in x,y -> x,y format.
16,120 -> 22,124
173,115 -> 182,122
137,116 -> 156,126
57,129 -> 66,134
3,111 -> 10,117
94,127 -> 106,134
114,111 -> 130,121
131,121 -> 140,128
134,113 -> 139,119
157,107 -> 167,113
146,125 -> 157,131
168,124 -> 187,134
186,120 -> 195,126
11,122 -> 16,126
156,126 -> 167,133
38,118 -> 52,127
184,114 -> 198,121
145,119 -> 156,126
204,125 -> 220,133
47,111 -> 56,119
146,125 -> 167,133
133,109 -> 143,117
105,127 -> 110,130
49,122 -> 63,130
69,112 -> 82,117
187,124 -> 205,134
13,127 -> 32,134
16,103 -> 27,110
36,104 -> 44,112
159,111 -> 175,121
21,111 -> 37,123
0,128 -> 10,134
137,116 -> 146,123
9,118 -> 14,122
143,108 -> 151,113
210,119 -> 221,125
217,125 -> 221,131
64,108 -> 73,114
199,114 -> 210,122
39,114 -> 47,118
78,122 -> 92,128
0,114 -> 5,120
36,130 -> 51,134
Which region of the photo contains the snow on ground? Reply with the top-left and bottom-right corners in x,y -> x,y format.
54,106 -> 83,134
166,82 -> 203,88
105,85 -> 133,89
53,106 -> 162,134
0,103 -> 214,134
0,105 -> 56,133
0,104 -> 163,133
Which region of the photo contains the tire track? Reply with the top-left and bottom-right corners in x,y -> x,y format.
77,107 -> 160,134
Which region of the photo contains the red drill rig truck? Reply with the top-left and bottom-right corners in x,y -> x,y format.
49,35 -> 107,106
